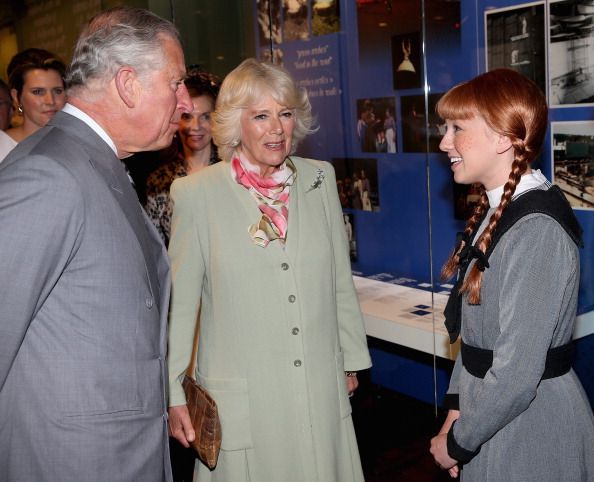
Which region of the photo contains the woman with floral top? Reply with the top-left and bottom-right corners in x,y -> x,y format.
166,58 -> 371,482
145,68 -> 221,245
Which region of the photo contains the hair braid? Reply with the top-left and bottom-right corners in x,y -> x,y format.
461,150 -> 529,303
438,68 -> 548,305
441,187 -> 488,281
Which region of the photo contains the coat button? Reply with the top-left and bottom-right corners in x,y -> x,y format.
288,295 -> 296,303
281,263 -> 289,270
294,360 -> 302,367
146,297 -> 154,309
292,327 -> 299,335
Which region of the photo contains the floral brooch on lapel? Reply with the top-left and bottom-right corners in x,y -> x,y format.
307,168 -> 325,192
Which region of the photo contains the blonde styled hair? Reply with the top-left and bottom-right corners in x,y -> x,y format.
212,58 -> 316,162
439,69 -> 548,303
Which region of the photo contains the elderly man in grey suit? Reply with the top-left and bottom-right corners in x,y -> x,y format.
0,7 -> 192,482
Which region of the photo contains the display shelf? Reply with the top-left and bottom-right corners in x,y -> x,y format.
353,275 -> 460,360
354,275 -> 594,361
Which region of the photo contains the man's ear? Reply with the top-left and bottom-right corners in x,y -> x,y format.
496,134 -> 513,155
114,66 -> 139,108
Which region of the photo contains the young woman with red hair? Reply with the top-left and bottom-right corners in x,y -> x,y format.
430,69 -> 594,481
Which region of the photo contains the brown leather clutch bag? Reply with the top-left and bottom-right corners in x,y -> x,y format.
182,375 -> 222,469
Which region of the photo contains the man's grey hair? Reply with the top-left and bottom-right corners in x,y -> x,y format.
66,7 -> 180,94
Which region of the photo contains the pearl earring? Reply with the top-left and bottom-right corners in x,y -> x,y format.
230,140 -> 239,147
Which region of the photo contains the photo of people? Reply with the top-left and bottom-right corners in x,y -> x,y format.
283,0 -> 309,41
485,3 -> 546,94
312,0 -> 340,36
356,97 -> 397,153
333,157 -> 380,212
343,212 -> 358,261
453,182 -> 482,220
400,93 -> 443,153
391,32 -> 421,90
549,0 -> 594,105
260,47 -> 284,66
257,0 -> 282,46
552,121 -> 594,209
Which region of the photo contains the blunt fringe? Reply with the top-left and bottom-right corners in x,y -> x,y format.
439,69 -> 548,304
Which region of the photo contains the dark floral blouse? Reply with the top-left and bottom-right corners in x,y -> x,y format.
144,148 -> 219,246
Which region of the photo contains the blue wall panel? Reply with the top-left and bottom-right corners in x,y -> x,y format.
254,0 -> 593,407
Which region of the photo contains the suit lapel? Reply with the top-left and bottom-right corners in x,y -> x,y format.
48,112 -> 161,306
96,155 -> 161,305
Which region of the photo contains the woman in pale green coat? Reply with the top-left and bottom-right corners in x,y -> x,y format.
167,58 -> 372,482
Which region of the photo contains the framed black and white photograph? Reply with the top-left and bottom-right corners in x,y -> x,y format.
333,157 -> 380,212
355,97 -> 397,153
391,31 -> 422,90
259,47 -> 284,66
257,0 -> 283,46
549,0 -> 594,106
453,182 -> 482,220
342,212 -> 358,262
485,2 -> 546,95
283,0 -> 309,41
400,93 -> 444,153
552,121 -> 594,209
356,0 -> 459,93
312,0 -> 340,36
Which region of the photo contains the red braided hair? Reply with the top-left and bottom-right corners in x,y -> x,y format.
439,69 -> 548,303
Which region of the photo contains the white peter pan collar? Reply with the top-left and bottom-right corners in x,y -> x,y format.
486,169 -> 550,208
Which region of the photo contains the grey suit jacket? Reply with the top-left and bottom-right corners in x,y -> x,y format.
0,112 -> 172,482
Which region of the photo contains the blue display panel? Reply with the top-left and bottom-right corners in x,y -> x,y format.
253,0 -> 594,406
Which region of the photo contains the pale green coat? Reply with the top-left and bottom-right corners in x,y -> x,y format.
167,157 -> 372,482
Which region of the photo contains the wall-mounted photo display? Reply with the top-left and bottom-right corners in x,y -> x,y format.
259,47 -> 285,66
391,32 -> 422,90
453,182 -> 482,220
357,0 -> 419,70
551,121 -> 594,209
355,97 -> 397,153
549,0 -> 594,106
312,0 -> 340,36
257,0 -> 283,45
485,2 -> 546,95
333,157 -> 380,212
400,93 -> 443,153
356,1 -> 459,93
283,0 -> 309,41
342,212 -> 358,261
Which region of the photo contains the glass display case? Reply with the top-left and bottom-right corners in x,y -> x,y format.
253,0 -> 594,410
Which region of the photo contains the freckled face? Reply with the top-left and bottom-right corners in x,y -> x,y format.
439,114 -> 511,190
238,94 -> 295,177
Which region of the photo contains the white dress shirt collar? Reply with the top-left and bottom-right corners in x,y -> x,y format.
62,103 -> 118,156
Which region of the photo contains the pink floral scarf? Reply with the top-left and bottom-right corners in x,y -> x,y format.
231,154 -> 296,247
